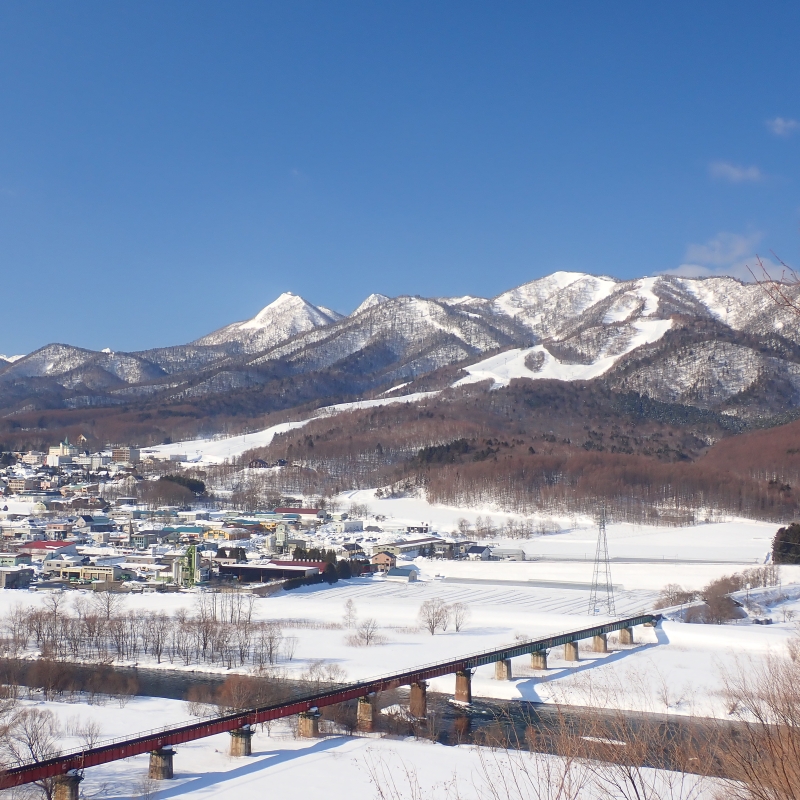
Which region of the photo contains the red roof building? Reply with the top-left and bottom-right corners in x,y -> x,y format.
18,541 -> 79,561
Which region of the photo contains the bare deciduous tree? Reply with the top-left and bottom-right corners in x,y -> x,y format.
354,618 -> 380,646
2,709 -> 63,800
343,599 -> 358,629
137,775 -> 159,800
750,254 -> 800,316
91,590 -> 125,621
451,602 -> 470,632
718,652 -> 800,800
65,717 -> 104,749
473,722 -> 589,800
282,635 -> 298,661
417,598 -> 451,635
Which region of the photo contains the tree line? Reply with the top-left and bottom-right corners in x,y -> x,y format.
0,592 -> 300,671
224,384 -> 800,523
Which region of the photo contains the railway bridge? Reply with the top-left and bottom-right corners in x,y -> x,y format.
0,613 -> 657,799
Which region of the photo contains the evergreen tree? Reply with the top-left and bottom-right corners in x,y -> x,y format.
336,560 -> 352,580
773,523 -> 800,564
323,562 -> 338,584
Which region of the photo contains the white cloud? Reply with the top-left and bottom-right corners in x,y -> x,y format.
684,231 -> 762,267
661,231 -> 776,282
766,117 -> 799,137
709,161 -> 763,183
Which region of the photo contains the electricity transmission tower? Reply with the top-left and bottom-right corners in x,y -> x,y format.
588,508 -> 616,616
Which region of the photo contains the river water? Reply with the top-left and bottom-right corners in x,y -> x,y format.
1,659 -> 729,774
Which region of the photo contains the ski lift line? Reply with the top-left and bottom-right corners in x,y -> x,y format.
0,612 -> 657,789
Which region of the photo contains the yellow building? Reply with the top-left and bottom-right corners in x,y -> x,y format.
203,527 -> 251,541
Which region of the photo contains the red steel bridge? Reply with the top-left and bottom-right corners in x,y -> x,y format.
0,613 -> 657,790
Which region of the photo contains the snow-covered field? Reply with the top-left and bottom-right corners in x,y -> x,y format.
0,506 -> 800,727
2,513 -> 798,720
2,511 -> 794,798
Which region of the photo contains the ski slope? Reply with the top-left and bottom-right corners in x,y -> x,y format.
143,392 -> 438,464
455,319 -> 673,388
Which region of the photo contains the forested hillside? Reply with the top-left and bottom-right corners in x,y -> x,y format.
231,380 -> 800,523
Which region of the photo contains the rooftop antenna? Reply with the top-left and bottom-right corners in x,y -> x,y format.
588,505 -> 615,616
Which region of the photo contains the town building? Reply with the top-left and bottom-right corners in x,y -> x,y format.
8,477 -> 40,493
111,446 -> 141,464
130,531 -> 161,550
0,566 -> 34,589
46,522 -> 74,539
273,507 -> 329,524
371,551 -> 396,573
58,564 -> 123,583
333,519 -> 364,534
377,537 -> 441,557
491,547 -> 526,561
466,545 -> 491,560
214,546 -> 248,565
0,552 -> 32,566
19,540 -> 79,562
218,560 -> 320,583
385,565 -> 419,583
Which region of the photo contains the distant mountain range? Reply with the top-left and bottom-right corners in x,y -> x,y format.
3,273 -> 800,442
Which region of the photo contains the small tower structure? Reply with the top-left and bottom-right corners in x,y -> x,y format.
588,507 -> 615,616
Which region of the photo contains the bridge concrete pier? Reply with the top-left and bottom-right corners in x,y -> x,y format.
619,627 -> 634,645
53,773 -> 82,800
531,651 -> 548,670
149,747 -> 175,780
357,696 -> 375,731
564,641 -> 579,662
455,670 -> 473,703
592,634 -> 608,653
410,681 -> 427,718
229,726 -> 253,757
495,659 -> 513,680
298,711 -> 319,738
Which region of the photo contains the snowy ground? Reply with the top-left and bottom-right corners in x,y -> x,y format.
1,514 -> 794,798
1,501 -> 797,751
337,489 -> 776,563
7,696 -> 724,800
2,563 -> 798,721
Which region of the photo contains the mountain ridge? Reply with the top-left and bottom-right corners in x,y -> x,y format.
2,271 -> 799,448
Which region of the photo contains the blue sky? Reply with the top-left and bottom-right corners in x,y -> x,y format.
1,2 -> 798,354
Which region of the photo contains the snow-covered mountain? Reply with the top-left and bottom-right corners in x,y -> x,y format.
352,293 -> 390,315
450,273 -> 800,411
2,272 -> 800,420
193,292 -> 344,354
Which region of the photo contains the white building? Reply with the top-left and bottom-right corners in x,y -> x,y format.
332,519 -> 363,534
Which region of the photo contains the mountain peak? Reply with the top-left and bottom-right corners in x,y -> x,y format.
194,292 -> 338,352
352,293 -> 390,315
243,292 -> 323,330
